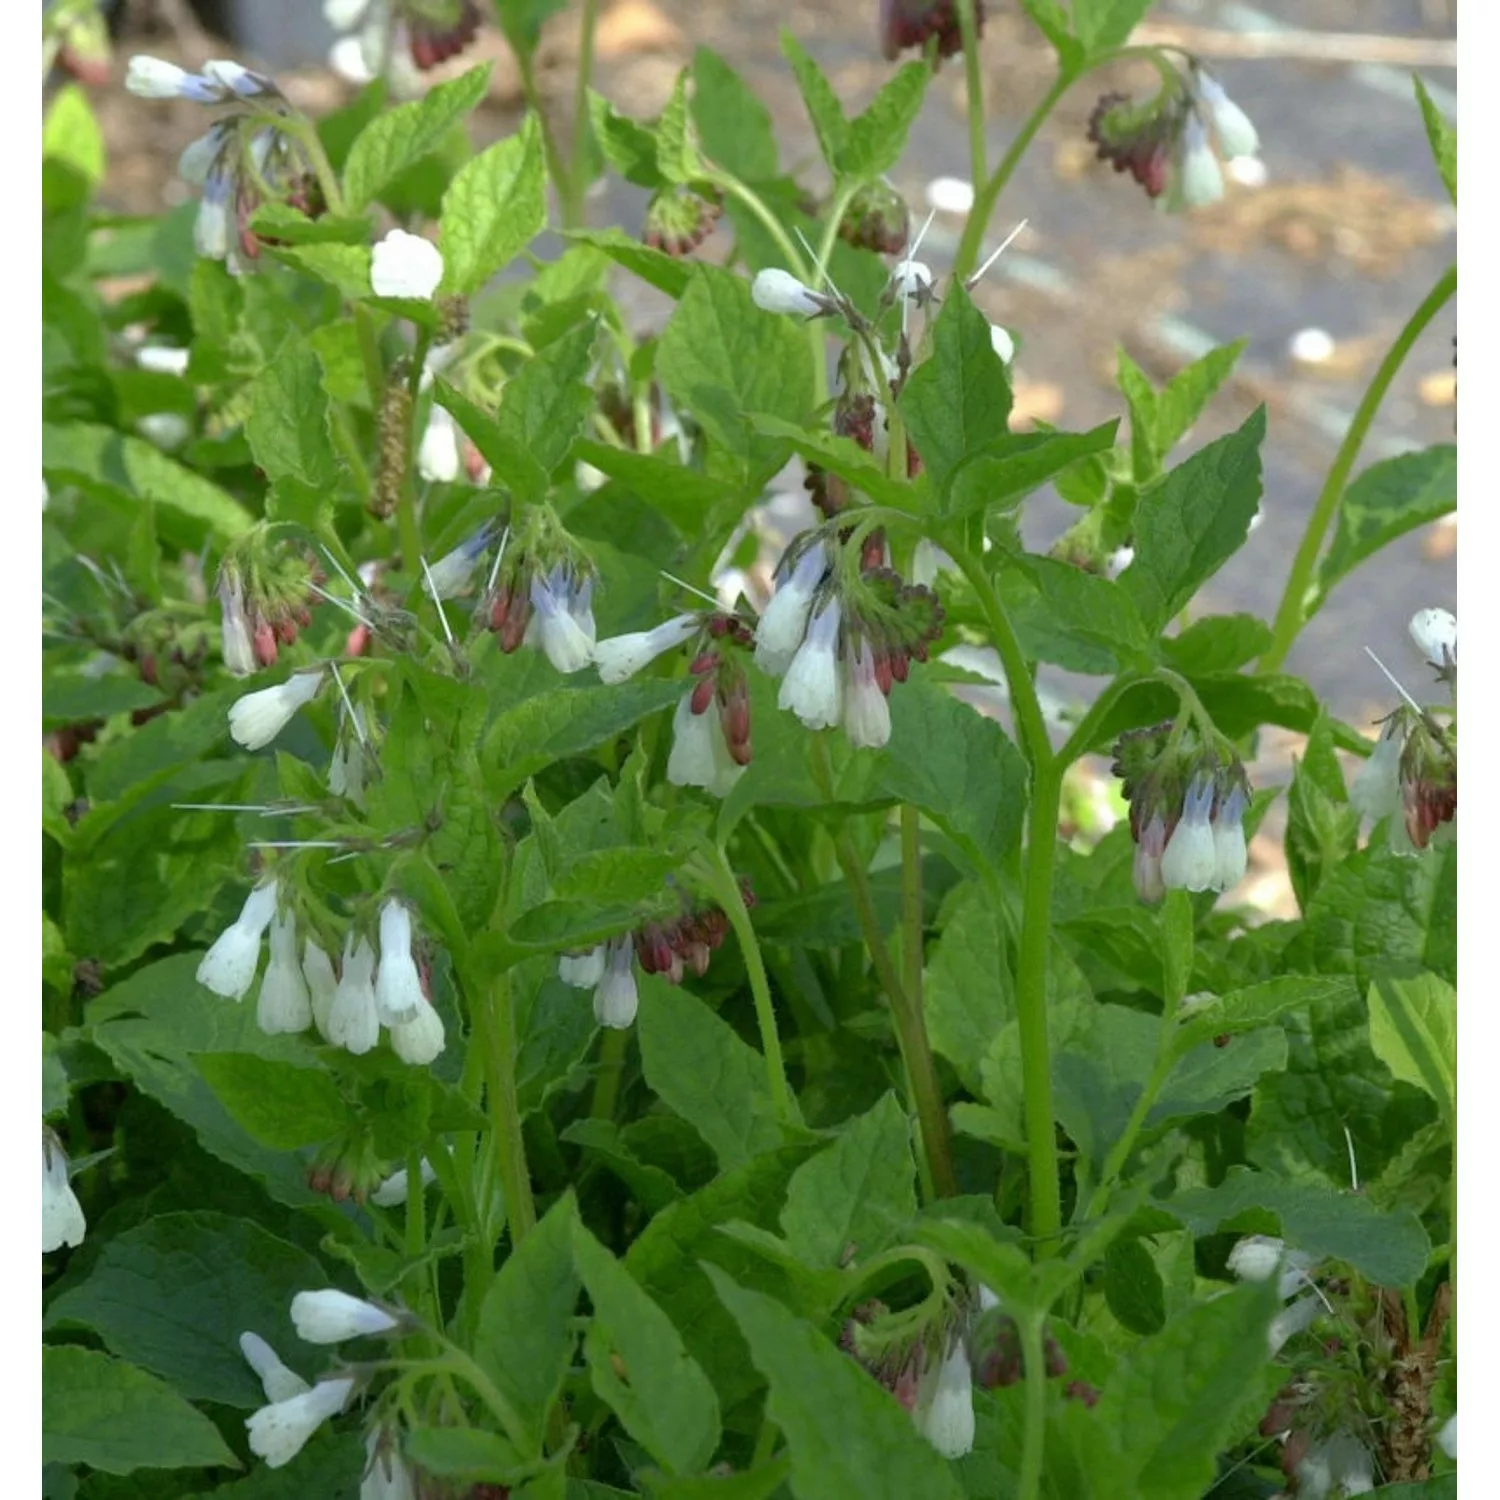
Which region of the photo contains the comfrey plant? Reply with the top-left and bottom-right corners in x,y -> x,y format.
41,6 -> 1456,1500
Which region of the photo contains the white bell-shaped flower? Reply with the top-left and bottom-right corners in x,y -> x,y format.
374,900 -> 423,1026
915,1340 -> 975,1460
1266,1294 -> 1321,1357
390,996 -> 445,1066
1210,785 -> 1249,893
42,1131 -> 86,1253
257,911 -> 313,1035
1197,72 -> 1260,159
666,691 -> 744,798
328,937 -> 380,1056
219,575 -> 256,678
371,1159 -> 437,1208
558,946 -> 607,988
125,55 -> 193,98
593,938 -> 639,1029
1176,116 -> 1225,209
246,1376 -> 355,1468
891,260 -> 935,302
1408,607 -> 1457,670
425,525 -> 492,599
371,229 -> 444,300
417,405 -> 461,483
303,939 -> 339,1041
751,268 -> 826,317
239,1331 -> 310,1405
1227,1234 -> 1317,1300
1160,777 -> 1217,892
228,669 -> 326,751
755,544 -> 828,676
989,324 -> 1015,364
290,1288 -> 401,1344
197,881 -> 281,1000
362,1426 -> 419,1500
1349,722 -> 1404,829
528,568 -> 596,674
842,636 -> 891,750
593,614 -> 699,684
137,345 -> 191,377
1133,811 -> 1167,904
1436,1413 -> 1456,1461
779,598 -> 843,731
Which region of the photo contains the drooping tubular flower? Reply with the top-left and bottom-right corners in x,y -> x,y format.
1349,705 -> 1456,855
246,1376 -> 355,1469
257,910 -> 313,1035
913,1337 -> 976,1459
228,668 -> 326,751
198,880 -> 281,1000
42,1128 -> 86,1254
215,531 -> 317,676
478,515 -> 597,675
239,1332 -> 309,1405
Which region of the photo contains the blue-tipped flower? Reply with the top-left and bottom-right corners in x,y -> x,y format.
526,565 -> 596,674
1211,782 -> 1249,892
1161,773 -> 1217,892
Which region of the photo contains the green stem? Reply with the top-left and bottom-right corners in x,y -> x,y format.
812,745 -> 957,1197
944,537 -> 1051,772
564,0 -> 601,229
1017,1314 -> 1048,1500
953,69 -> 1072,282
474,968 -> 536,1246
517,59 -> 570,215
956,0 -> 987,192
588,1026 -> 628,1122
706,844 -> 796,1125
1260,263 -> 1456,671
900,805 -> 925,1022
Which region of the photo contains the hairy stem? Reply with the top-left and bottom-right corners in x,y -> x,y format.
956,0 -> 988,192
474,968 -> 536,1246
1017,1314 -> 1049,1500
1261,263 -> 1456,671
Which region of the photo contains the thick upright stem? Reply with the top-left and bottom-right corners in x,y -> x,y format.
900,805 -> 924,1018
475,969 -> 536,1245
1017,1314 -> 1049,1500
1261,263 -> 1456,671
564,0 -> 601,229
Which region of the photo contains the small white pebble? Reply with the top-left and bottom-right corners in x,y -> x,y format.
926,176 -> 975,215
1289,328 -> 1336,365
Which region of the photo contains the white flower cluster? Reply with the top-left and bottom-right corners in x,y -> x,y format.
241,1289 -> 409,1472
559,937 -> 640,1029
196,888 -> 445,1064
1134,775 -> 1249,902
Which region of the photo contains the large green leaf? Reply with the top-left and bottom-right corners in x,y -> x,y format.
194,1053 -> 351,1150
841,62 -> 929,179
1367,973 -> 1456,1129
706,1268 -> 967,1500
779,1092 -> 917,1269
440,116 -> 547,294
691,47 -> 778,182
573,1221 -> 722,1474
245,333 -> 339,490
42,1346 -> 238,1475
637,979 -> 784,1170
1119,407 -> 1265,631
45,1212 -> 324,1407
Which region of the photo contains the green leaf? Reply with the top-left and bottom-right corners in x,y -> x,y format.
626,1146 -> 820,1415
1102,1237 -> 1166,1335
1167,1167 -> 1432,1287
268,241 -> 373,300
343,63 -> 492,210
570,442 -> 737,538
90,954 -> 324,1208
657,266 -> 815,484
42,1346 -> 238,1474
1367,973 -> 1456,1127
43,672 -> 164,726
945,422 -> 1120,519
1314,444 -> 1456,604
779,32 -> 849,174
44,1034 -> 70,1117
1172,975 -> 1359,1058
1414,76 -> 1456,202
692,48 -> 778,181
1119,407 -> 1265,631
588,90 -> 664,187
1072,0 -> 1154,53
898,285 -> 1012,503
1160,613 -> 1272,676
573,1220 -> 722,1474
440,116 -> 547,294
179,1435 -> 363,1498
999,553 -> 1154,673
194,1053 -> 351,1149
654,70 -> 703,185
1121,342 -> 1247,481
1079,1282 -> 1277,1500
246,334 -> 339,489
483,678 -> 684,800
247,203 -> 374,246
923,886 -> 1012,1096
1284,712 -> 1361,911
780,1092 -> 917,1268
837,674 -> 1028,876
45,1212 -> 324,1407
43,84 -> 105,209
566,227 -> 693,298
637,979 -> 784,1170
1019,0 -> 1082,63
494,0 -> 569,55
474,1193 -> 582,1457
841,62 -> 929,178
908,1218 -> 1040,1315
403,1429 -> 526,1484
43,421 -> 252,542
562,1119 -> 683,1213
706,1268 -> 967,1500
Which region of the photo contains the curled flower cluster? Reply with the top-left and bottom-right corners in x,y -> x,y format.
197,888 -> 445,1065
643,184 -> 724,256
1113,724 -> 1252,901
477,522 -> 597,674
1087,61 -> 1259,209
880,0 -> 985,64
755,535 -> 945,751
216,541 -> 318,677
325,0 -> 482,86
558,893 -> 741,1029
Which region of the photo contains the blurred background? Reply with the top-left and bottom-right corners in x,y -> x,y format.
51,0 -> 1458,912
